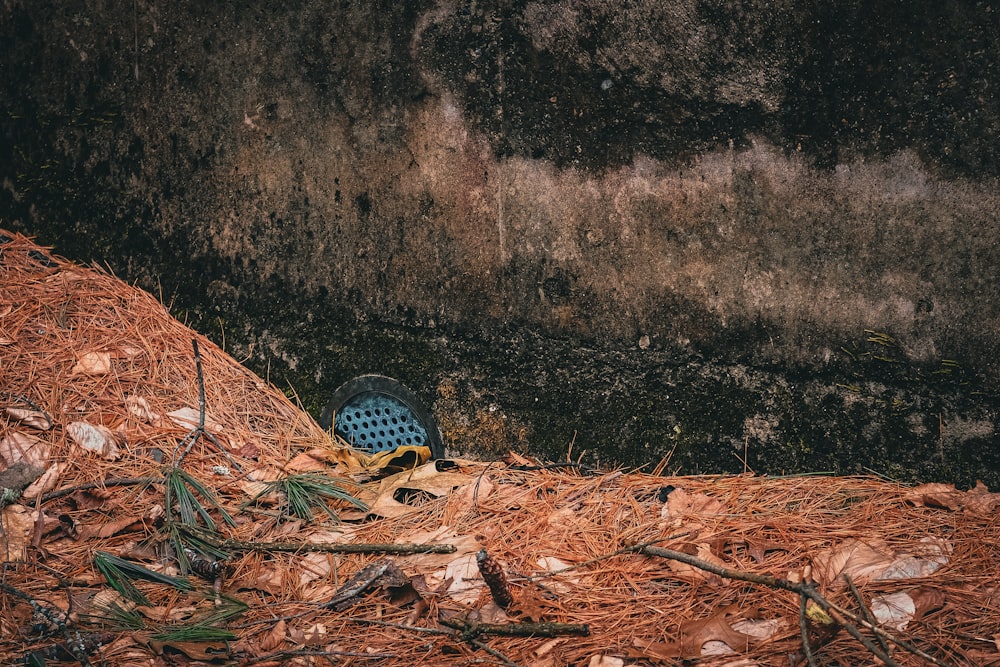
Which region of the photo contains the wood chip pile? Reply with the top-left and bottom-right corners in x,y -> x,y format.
1,229 -> 999,667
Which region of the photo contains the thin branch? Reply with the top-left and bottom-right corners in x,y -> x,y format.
830,607 -> 902,667
172,339 -> 243,471
438,618 -> 525,667
194,338 -> 206,432
219,538 -> 457,555
845,574 -> 890,656
240,648 -> 397,664
439,617 -> 590,638
0,582 -> 95,667
41,476 -> 160,502
466,636 -> 522,667
798,593 -> 818,667
632,543 -> 952,667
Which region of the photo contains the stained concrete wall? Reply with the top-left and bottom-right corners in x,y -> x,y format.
2,1 -> 999,484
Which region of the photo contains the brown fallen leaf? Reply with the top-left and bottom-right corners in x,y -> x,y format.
124,395 -> 162,425
21,462 -> 66,499
876,536 -> 951,580
71,351 -> 112,375
0,431 -> 51,467
5,406 -> 52,430
252,567 -> 286,596
298,552 -> 333,586
963,481 -> 1000,515
534,638 -> 566,659
678,605 -> 758,658
0,504 -> 35,561
810,538 -> 894,588
66,421 -> 121,460
362,463 -> 474,518
147,637 -> 230,660
664,541 -> 726,584
812,536 -> 952,589
299,623 -> 329,645
166,407 -> 224,433
587,656 -> 624,667
633,605 -> 761,660
513,588 -> 551,624
903,480 -> 1000,515
258,619 -> 288,652
870,586 -> 946,630
661,487 -> 726,521
76,514 -> 147,540
284,448 -> 334,472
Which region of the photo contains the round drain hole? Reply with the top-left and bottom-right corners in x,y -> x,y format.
318,375 -> 444,459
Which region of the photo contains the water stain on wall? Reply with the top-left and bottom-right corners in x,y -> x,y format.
2,0 -> 998,485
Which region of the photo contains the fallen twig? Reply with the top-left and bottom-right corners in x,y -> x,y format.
40,476 -> 161,502
845,574 -> 890,656
439,617 -> 590,639
631,543 -> 950,667
0,581 -> 95,667
172,339 -> 242,471
218,539 -> 457,555
798,593 -> 819,667
240,647 -> 397,663
466,636 -> 522,667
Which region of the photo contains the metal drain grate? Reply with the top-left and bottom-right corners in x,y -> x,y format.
334,392 -> 428,454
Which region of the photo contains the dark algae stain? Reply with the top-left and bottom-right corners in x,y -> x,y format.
416,0 -> 1000,177
3,0 -> 1000,489
169,275 -> 1000,489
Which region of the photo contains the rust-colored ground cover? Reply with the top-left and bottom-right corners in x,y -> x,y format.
1,230 -> 998,666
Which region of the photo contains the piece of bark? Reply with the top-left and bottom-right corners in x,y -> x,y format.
0,462 -> 45,508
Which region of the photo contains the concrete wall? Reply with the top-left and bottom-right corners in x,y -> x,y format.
2,1 -> 998,483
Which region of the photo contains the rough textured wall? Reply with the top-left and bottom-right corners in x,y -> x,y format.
2,1 -> 999,483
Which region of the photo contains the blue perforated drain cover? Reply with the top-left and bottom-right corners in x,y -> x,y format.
334,392 -> 428,454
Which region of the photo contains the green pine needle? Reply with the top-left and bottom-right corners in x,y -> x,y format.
93,551 -> 192,605
150,625 -> 236,642
79,600 -> 146,630
247,472 -> 367,522
164,467 -> 236,530
173,522 -> 232,560
196,595 -> 249,626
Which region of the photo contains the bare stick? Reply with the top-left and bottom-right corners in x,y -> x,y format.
440,617 -> 590,639
845,574 -> 890,656
41,476 -> 160,502
466,636 -> 522,667
798,593 -> 819,667
632,543 -> 950,667
219,539 -> 457,555
172,339 -> 242,471
0,581 -> 95,667
240,648 -> 397,663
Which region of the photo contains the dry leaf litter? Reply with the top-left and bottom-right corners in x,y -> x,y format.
1,229 -> 999,666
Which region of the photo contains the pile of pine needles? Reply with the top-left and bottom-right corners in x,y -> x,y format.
1,230 -> 999,666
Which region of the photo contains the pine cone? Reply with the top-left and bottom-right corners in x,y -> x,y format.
476,548 -> 514,609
